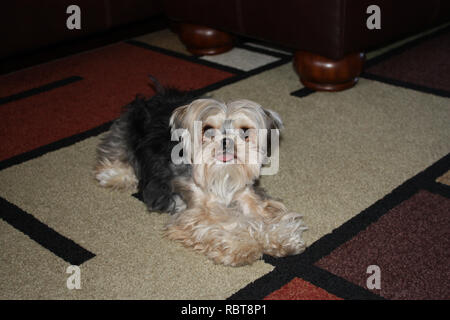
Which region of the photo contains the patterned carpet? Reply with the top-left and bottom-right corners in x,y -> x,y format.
1,25 -> 449,300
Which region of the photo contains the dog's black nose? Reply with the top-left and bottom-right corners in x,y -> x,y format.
222,138 -> 234,150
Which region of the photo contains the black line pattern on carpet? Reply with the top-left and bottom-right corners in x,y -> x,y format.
290,87 -> 316,98
234,43 -> 293,59
361,72 -> 450,98
0,76 -> 83,105
0,121 -> 113,171
0,197 -> 95,265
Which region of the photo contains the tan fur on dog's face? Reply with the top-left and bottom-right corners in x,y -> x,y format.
170,99 -> 283,204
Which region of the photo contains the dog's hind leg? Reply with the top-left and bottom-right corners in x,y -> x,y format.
95,159 -> 137,190
95,120 -> 138,190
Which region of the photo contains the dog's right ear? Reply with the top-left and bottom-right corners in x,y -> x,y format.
264,109 -> 284,131
169,104 -> 189,130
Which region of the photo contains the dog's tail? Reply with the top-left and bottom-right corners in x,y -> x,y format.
148,75 -> 165,94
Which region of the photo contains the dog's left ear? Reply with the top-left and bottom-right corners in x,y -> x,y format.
264,109 -> 284,131
170,104 -> 189,130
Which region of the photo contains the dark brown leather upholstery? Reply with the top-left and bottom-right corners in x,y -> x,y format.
165,0 -> 450,60
1,0 -> 163,59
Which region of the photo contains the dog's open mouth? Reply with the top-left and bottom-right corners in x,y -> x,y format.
216,152 -> 236,163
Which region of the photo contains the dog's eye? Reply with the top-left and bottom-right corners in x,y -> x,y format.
202,125 -> 214,136
203,125 -> 212,132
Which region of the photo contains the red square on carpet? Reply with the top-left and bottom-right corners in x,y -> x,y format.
264,277 -> 342,300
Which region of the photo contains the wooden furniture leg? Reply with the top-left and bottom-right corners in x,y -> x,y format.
177,23 -> 234,55
294,51 -> 365,91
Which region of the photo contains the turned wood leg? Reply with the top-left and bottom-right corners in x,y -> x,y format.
294,51 -> 365,91
177,23 -> 234,55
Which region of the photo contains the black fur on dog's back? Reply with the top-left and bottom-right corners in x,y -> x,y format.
122,84 -> 195,212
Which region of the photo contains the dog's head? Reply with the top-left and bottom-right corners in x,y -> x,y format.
170,98 -> 282,201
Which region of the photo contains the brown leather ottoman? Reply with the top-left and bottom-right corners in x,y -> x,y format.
164,0 -> 450,91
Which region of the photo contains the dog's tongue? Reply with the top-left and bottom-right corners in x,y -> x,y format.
218,153 -> 234,162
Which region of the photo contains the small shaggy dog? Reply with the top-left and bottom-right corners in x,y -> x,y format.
95,78 -> 306,266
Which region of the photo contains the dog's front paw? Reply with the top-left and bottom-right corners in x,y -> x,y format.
165,218 -> 263,266
263,212 -> 307,257
206,238 -> 263,267
142,183 -> 174,213
171,194 -> 187,213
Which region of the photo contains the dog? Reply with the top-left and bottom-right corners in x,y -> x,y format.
95,78 -> 307,266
